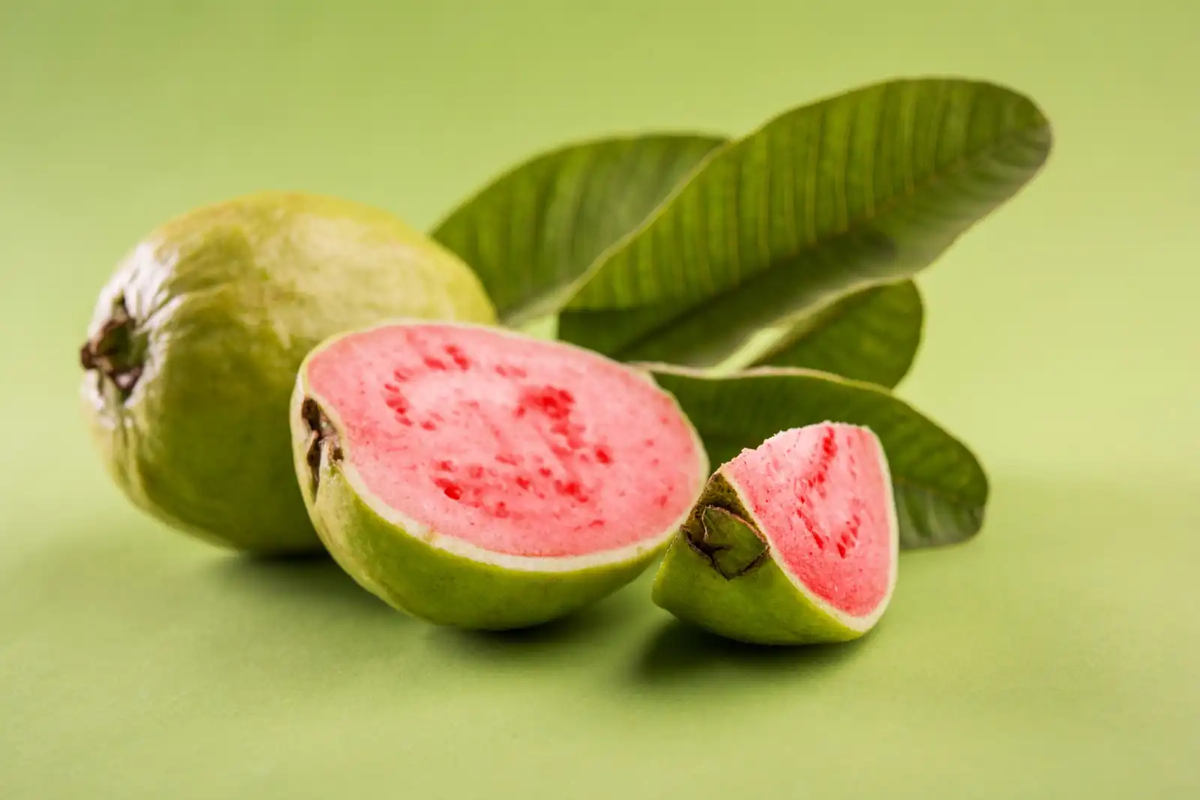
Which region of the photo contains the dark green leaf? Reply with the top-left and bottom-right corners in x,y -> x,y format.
651,365 -> 988,549
747,279 -> 923,388
560,78 -> 1052,365
430,134 -> 725,325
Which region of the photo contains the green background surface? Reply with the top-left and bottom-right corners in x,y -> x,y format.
2,2 -> 1197,797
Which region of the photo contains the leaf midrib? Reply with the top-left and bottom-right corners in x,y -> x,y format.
585,114 -> 1047,361
573,102 -> 1050,314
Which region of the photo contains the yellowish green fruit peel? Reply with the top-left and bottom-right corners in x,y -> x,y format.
80,192 -> 496,554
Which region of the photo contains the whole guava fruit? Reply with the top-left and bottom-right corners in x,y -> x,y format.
79,191 -> 497,555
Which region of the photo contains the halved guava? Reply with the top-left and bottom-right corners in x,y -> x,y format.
291,321 -> 709,630
652,422 -> 899,645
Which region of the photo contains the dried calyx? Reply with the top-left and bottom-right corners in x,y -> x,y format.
687,504 -> 768,580
79,294 -> 147,398
300,397 -> 342,494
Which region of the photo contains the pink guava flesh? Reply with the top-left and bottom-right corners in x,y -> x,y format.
724,423 -> 893,617
303,324 -> 705,559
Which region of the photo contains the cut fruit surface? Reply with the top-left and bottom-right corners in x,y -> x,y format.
304,322 -> 701,559
292,321 -> 709,629
723,424 -> 894,617
652,421 -> 898,645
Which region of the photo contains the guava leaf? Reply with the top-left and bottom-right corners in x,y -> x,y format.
650,365 -> 989,549
741,280 -> 924,388
430,134 -> 725,326
560,78 -> 1052,366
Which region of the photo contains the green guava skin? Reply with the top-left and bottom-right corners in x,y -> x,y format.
288,330 -> 706,630
651,472 -> 872,645
81,192 -> 497,555
293,446 -> 665,630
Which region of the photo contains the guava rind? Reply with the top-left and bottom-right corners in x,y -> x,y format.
651,463 -> 895,645
81,192 -> 496,555
296,439 -> 666,629
289,322 -> 707,630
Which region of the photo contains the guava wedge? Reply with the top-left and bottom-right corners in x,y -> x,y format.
290,321 -> 709,630
652,422 -> 899,645
80,192 -> 496,555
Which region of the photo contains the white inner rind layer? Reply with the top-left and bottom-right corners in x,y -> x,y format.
720,425 -> 900,632
291,319 -> 710,574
